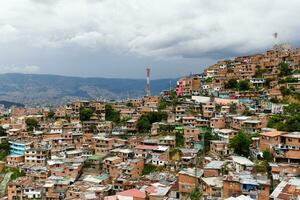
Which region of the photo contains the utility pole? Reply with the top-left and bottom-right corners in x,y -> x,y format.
146,67 -> 151,96
273,32 -> 278,45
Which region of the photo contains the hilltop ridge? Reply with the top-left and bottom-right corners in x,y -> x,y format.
176,44 -> 300,101
0,73 -> 176,106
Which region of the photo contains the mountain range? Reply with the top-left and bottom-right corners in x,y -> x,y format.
0,73 -> 176,106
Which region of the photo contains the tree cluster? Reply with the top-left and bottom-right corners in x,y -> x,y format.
254,66 -> 268,78
229,130 -> 251,157
175,132 -> 184,147
137,112 -> 168,132
278,62 -> 292,77
204,129 -> 219,152
25,118 -> 39,131
158,99 -> 168,110
142,164 -> 162,175
267,103 -> 300,132
225,79 -> 250,91
0,126 -> 7,137
105,104 -> 120,123
79,108 -> 94,121
47,110 -> 55,119
190,187 -> 202,200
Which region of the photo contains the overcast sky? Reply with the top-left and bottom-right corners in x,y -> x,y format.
0,0 -> 300,79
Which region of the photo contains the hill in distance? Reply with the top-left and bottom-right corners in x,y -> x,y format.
0,73 -> 176,106
0,100 -> 24,108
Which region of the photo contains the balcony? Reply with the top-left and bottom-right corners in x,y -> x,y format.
274,144 -> 300,150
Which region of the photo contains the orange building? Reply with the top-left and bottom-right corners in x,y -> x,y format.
273,132 -> 300,162
259,131 -> 286,152
184,126 -> 200,148
8,177 -> 43,200
210,116 -> 225,129
178,168 -> 203,198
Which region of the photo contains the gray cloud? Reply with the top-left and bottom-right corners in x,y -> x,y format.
0,0 -> 299,77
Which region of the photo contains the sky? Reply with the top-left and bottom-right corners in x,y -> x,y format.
0,0 -> 300,79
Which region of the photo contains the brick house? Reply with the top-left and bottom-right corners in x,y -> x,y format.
183,126 -> 200,148
273,132 -> 300,163
210,116 -> 226,129
178,168 -> 203,198
8,177 -> 43,200
25,147 -> 49,166
6,155 -> 25,167
204,161 -> 226,177
210,140 -> 230,157
223,173 -> 270,200
259,131 -> 286,152
93,136 -> 115,155
201,176 -> 223,199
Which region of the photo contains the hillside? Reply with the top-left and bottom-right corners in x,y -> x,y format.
0,73 -> 176,106
0,101 -> 24,108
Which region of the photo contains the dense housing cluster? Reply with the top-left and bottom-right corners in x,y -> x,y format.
0,44 -> 299,200
177,44 -> 300,100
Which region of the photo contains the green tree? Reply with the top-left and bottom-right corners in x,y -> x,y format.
142,164 -> 160,175
254,65 -> 267,78
137,117 -> 151,132
262,150 -> 273,162
190,187 -> 202,200
268,104 -> 300,132
126,102 -> 133,107
137,112 -> 168,132
242,108 -> 253,116
229,130 -> 251,157
146,111 -> 168,123
237,80 -> 250,91
65,114 -> 71,122
267,114 -> 285,129
105,104 -> 120,123
279,62 -> 292,77
279,77 -> 298,84
47,110 -> 55,119
119,116 -> 132,126
10,168 -> 26,180
175,132 -> 184,147
90,124 -> 98,134
25,118 -> 39,131
253,160 -> 270,175
159,124 -> 175,132
204,130 -> 219,152
0,141 -> 9,160
284,115 -> 300,132
264,78 -> 272,87
225,79 -> 238,89
280,86 -> 292,96
158,99 -> 168,110
80,108 -> 94,121
205,77 -> 212,83
270,98 -> 280,103
0,126 -> 7,136
229,103 -> 237,114
285,103 -> 300,115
